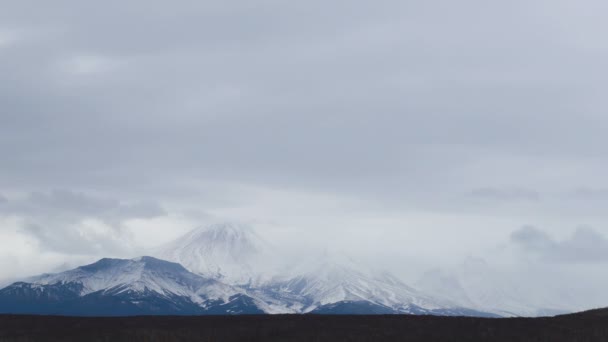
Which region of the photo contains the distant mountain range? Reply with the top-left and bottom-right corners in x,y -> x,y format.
0,223 -> 528,317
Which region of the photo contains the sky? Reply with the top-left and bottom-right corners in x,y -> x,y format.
2,0 -> 608,307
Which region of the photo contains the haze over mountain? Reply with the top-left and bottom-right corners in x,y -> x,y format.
0,223 -> 499,316
154,223 -> 279,285
416,257 -> 579,317
152,223 -> 490,315
7,223 -> 602,317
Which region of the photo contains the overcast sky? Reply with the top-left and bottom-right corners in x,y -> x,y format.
2,0 -> 608,305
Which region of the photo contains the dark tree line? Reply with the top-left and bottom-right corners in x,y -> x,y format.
1,312 -> 608,342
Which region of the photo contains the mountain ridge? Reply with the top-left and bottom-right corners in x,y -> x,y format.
153,223 -> 498,316
0,256 -> 265,316
0,223 -> 497,317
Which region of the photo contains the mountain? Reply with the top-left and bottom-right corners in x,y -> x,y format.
154,223 -> 278,286
0,256 -> 264,316
0,224 -> 498,316
154,223 -> 494,316
256,253 -> 495,316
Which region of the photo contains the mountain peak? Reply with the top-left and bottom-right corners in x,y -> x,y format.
153,222 -> 276,285
24,255 -> 246,302
132,256 -> 189,273
205,222 -> 254,234
75,256 -> 186,274
188,223 -> 259,248
0,256 -> 263,316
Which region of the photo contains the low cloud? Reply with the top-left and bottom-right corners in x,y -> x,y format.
469,187 -> 540,202
0,189 -> 165,223
0,189 -> 166,255
568,187 -> 608,200
510,226 -> 608,263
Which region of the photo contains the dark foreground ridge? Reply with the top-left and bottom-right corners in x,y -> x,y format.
1,311 -> 608,342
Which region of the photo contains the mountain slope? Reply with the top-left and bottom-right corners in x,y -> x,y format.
154,223 -> 277,285
259,253 -> 489,316
0,224 -> 499,317
152,223 -> 496,316
0,257 -> 264,316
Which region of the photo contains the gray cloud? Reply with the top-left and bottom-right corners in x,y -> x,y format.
568,187 -> 608,200
1,0 -> 608,208
469,188 -> 540,202
510,226 -> 556,251
0,190 -> 165,224
0,190 -> 166,254
510,226 -> 608,263
18,222 -> 125,255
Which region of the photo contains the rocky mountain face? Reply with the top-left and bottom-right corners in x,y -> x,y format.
0,256 -> 263,316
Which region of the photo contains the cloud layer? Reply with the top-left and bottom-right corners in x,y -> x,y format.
0,190 -> 165,254
511,226 -> 608,263
2,0 -> 608,206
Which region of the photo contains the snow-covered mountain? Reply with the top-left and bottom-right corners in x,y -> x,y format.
29,256 -> 238,301
154,223 -> 278,286
152,223 -> 494,316
0,256 -> 264,316
255,252 -> 491,316
0,223 -> 502,317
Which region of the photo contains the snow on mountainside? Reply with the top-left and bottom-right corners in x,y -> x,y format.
259,252 -> 474,315
0,256 -> 267,316
153,223 -> 278,285
0,223 -> 500,316
153,223 -> 490,316
27,256 -> 238,303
